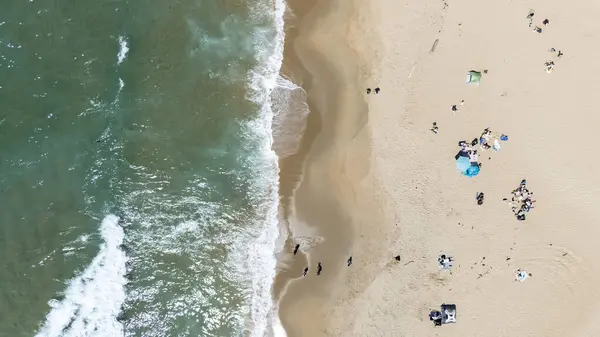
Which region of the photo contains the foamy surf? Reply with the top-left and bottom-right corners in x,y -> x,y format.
35,214 -> 127,337
241,0 -> 288,336
117,36 -> 129,65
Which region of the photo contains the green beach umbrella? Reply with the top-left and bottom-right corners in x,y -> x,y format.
466,70 -> 482,84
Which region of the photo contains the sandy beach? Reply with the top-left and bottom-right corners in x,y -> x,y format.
274,0 -> 600,336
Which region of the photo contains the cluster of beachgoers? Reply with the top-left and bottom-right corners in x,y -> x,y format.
504,179 -> 536,221
454,127 -> 508,178
526,9 -> 565,73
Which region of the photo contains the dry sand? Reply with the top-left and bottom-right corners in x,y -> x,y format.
274,0 -> 600,336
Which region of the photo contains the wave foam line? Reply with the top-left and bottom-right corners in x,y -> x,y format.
242,0 -> 288,336
35,214 -> 127,337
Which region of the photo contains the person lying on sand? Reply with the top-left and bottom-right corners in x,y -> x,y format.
293,244 -> 300,255
316,262 -> 323,275
302,267 -> 308,277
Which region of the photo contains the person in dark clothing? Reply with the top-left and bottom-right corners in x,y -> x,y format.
374,87 -> 380,94
347,256 -> 353,266
316,262 -> 323,275
293,244 -> 300,255
543,19 -> 549,25
366,88 -> 371,94
394,255 -> 401,262
476,192 -> 485,205
302,267 -> 308,277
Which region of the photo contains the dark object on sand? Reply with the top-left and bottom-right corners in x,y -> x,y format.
438,254 -> 453,270
374,87 -> 380,94
302,267 -> 308,277
347,256 -> 353,266
476,192 -> 485,205
293,244 -> 300,255
394,255 -> 401,261
430,39 -> 440,53
366,88 -> 371,94
471,138 -> 478,146
430,310 -> 443,326
543,19 -> 549,25
451,105 -> 458,112
317,262 -> 323,275
430,304 -> 457,326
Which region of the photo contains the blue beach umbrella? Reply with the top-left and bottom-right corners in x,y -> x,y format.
455,156 -> 471,173
463,164 -> 480,178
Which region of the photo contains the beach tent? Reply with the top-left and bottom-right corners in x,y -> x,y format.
456,156 -> 471,173
463,164 -> 480,178
441,304 -> 457,324
466,70 -> 482,84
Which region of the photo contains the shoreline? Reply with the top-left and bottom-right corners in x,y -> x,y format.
273,0 -> 381,336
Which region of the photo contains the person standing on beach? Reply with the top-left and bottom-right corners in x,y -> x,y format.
293,244 -> 300,255
317,262 -> 323,275
302,267 -> 308,277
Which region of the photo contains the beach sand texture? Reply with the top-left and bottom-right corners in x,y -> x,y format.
275,0 -> 600,336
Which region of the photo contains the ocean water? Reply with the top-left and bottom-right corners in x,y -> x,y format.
0,0 -> 293,336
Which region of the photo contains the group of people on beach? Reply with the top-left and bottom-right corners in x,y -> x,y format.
504,179 -> 536,221
365,87 -> 381,95
295,245 -> 400,277
527,10 -> 549,34
478,127 -> 507,151
457,140 -> 481,166
527,9 -> 565,73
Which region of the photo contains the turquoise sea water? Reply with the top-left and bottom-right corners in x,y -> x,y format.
0,0 -> 287,336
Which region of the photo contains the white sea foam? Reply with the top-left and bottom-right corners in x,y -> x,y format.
35,214 -> 127,337
117,36 -> 129,65
271,75 -> 309,158
240,0 -> 288,336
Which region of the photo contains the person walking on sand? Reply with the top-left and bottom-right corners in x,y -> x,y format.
347,256 -> 353,266
374,87 -> 380,94
317,262 -> 323,275
293,244 -> 300,255
302,267 -> 308,277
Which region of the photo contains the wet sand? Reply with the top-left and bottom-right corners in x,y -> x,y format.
273,0 -> 380,335
275,0 -> 600,336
